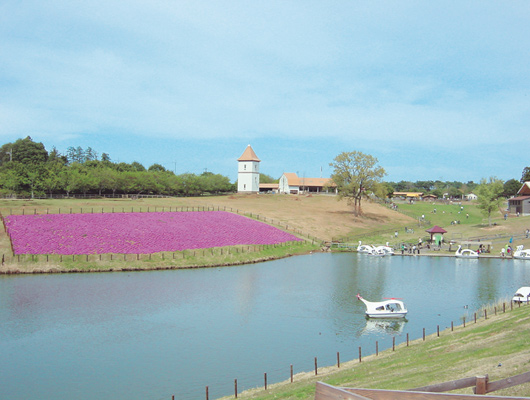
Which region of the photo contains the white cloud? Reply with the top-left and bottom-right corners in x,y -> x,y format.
0,1 -> 529,181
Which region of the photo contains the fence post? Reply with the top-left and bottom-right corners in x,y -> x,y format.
315,357 -> 318,375
337,351 -> 340,368
234,379 -> 237,398
290,364 -> 293,383
475,375 -> 489,395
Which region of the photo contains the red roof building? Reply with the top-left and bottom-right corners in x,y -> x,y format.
508,182 -> 530,216
425,225 -> 447,243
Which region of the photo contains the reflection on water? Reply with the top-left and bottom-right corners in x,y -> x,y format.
1,253 -> 530,400
361,318 -> 407,335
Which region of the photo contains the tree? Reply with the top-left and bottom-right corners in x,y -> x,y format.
259,173 -> 278,183
476,177 -> 505,226
0,168 -> 21,196
67,146 -> 85,164
0,137 -> 48,166
130,161 -> 146,172
447,186 -> 462,199
101,153 -> 111,163
329,151 -> 386,216
521,167 -> 530,183
148,163 -> 167,172
503,179 -> 521,198
42,161 -> 65,197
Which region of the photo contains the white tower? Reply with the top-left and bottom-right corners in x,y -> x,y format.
237,145 -> 260,193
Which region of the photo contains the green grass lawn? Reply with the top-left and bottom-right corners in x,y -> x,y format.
394,201 -> 484,227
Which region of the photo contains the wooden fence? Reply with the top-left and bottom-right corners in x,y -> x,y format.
315,371 -> 530,399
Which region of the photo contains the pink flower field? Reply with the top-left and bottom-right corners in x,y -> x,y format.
3,211 -> 302,255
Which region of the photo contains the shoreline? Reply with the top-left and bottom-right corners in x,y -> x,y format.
0,249 -> 518,275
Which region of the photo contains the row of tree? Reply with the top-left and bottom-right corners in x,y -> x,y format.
0,138 -> 526,210
0,137 -> 234,198
386,178 -> 522,199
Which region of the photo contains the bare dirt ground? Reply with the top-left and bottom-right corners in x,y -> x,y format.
185,194 -> 415,241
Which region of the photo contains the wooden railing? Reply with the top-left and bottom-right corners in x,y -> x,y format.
315,371 -> 530,399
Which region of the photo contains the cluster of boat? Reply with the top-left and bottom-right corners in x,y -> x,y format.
357,241 -> 394,256
355,243 -> 530,320
455,244 -> 530,259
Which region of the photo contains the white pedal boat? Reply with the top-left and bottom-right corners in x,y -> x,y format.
357,294 -> 408,318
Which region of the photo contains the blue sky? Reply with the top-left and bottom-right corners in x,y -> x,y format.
1,1 -> 529,184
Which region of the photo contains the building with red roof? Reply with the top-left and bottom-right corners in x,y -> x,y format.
508,182 -> 530,216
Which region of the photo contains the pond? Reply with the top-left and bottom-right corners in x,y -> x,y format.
1,253 -> 529,400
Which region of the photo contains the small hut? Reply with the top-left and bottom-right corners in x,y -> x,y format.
425,225 -> 447,245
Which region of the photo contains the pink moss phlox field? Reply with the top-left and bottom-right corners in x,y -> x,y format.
4,211 -> 302,255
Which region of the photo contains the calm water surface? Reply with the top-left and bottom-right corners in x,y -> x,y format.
1,253 -> 529,400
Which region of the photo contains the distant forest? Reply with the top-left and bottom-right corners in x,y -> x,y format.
0,137 -> 525,199
0,137 -> 235,198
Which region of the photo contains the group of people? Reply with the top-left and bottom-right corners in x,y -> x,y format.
401,243 -> 421,255
500,245 -> 513,258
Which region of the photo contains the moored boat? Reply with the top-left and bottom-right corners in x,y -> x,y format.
455,245 -> 479,258
357,241 -> 375,254
373,243 -> 394,256
513,286 -> 530,303
513,245 -> 530,260
356,294 -> 407,318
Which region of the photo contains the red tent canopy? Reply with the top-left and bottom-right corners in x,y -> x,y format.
425,225 -> 447,234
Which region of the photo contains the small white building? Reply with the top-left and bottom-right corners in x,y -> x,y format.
237,145 -> 260,193
464,193 -> 478,201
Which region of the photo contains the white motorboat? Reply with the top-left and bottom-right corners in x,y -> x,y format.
455,245 -> 479,258
513,245 -> 530,260
356,294 -> 408,318
357,241 -> 375,254
512,286 -> 530,303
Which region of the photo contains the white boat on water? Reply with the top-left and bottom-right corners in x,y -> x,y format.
512,286 -> 530,303
373,242 -> 394,256
455,245 -> 479,258
368,248 -> 387,256
513,245 -> 530,260
357,241 -> 375,254
356,294 -> 408,318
